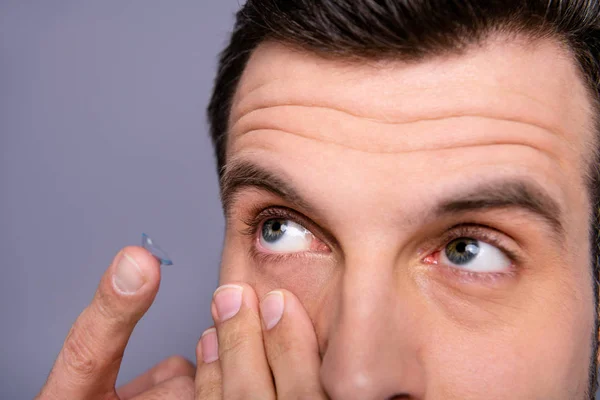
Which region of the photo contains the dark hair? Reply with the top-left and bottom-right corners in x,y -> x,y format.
207,0 -> 600,395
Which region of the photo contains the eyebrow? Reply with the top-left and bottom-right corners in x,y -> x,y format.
220,160 -> 565,240
220,160 -> 317,217
435,180 -> 564,240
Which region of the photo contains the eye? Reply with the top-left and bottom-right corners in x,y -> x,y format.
440,237 -> 511,273
259,218 -> 316,253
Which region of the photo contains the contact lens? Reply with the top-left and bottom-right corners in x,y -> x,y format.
141,233 -> 173,266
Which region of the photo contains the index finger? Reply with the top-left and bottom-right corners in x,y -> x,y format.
37,247 -> 161,400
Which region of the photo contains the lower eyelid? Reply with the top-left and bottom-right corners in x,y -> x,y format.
437,262 -> 518,286
422,246 -> 517,278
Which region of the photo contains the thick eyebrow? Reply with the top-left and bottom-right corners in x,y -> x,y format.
221,160 -> 565,241
220,160 -> 316,217
435,179 -> 564,240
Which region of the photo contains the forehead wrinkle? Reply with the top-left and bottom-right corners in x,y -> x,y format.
230,116 -> 565,165
228,100 -> 575,162
229,80 -> 569,135
231,101 -> 561,132
234,127 -> 557,159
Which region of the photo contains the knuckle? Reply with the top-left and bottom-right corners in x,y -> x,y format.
218,323 -> 262,359
60,319 -> 98,379
150,376 -> 194,400
93,287 -> 126,323
165,375 -> 195,392
158,355 -> 195,378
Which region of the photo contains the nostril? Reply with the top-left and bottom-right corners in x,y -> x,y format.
386,395 -> 411,400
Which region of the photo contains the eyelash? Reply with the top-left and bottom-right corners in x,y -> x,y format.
421,225 -> 521,282
240,205 -> 522,280
240,205 -> 308,238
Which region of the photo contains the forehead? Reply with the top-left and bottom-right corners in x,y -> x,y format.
229,38 -> 594,158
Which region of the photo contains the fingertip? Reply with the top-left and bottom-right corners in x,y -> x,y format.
122,245 -> 161,271
272,289 -> 299,310
118,246 -> 161,287
101,246 -> 161,302
211,282 -> 260,325
261,289 -> 309,328
260,290 -> 285,331
199,327 -> 219,364
214,282 -> 260,307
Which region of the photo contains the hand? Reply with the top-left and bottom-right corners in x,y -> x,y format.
36,247 -> 195,400
195,283 -> 328,399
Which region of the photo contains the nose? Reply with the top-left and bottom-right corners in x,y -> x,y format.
319,258 -> 427,400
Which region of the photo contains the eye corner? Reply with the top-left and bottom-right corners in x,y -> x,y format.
422,252 -> 440,265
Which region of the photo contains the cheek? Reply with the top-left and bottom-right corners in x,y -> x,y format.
428,330 -> 591,398
427,332 -> 541,398
425,290 -> 594,398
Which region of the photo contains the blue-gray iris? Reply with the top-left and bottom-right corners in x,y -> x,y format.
445,238 -> 480,265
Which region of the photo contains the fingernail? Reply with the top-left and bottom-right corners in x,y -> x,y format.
260,291 -> 284,330
201,328 -> 219,363
213,284 -> 243,322
113,252 -> 145,294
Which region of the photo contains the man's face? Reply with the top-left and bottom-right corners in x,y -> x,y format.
218,38 -> 597,398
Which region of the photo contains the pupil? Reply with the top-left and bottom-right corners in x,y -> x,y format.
445,238 -> 479,265
272,221 -> 281,232
456,242 -> 467,253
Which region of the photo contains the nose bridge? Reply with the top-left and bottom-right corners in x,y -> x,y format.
340,258 -> 395,328
320,254 -> 426,400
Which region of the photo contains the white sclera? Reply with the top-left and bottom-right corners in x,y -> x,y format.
142,233 -> 173,266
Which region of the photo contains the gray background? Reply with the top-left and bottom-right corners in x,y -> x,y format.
0,1 -> 240,398
2,2 -> 598,400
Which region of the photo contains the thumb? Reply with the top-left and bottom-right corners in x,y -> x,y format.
37,246 -> 161,400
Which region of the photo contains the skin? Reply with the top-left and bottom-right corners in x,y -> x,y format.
221,37 -> 597,398
36,35 -> 598,399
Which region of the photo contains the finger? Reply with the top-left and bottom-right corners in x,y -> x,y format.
117,356 -> 195,400
194,327 -> 223,399
260,290 -> 327,399
212,283 -> 276,399
130,375 -> 194,400
39,247 -> 161,400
